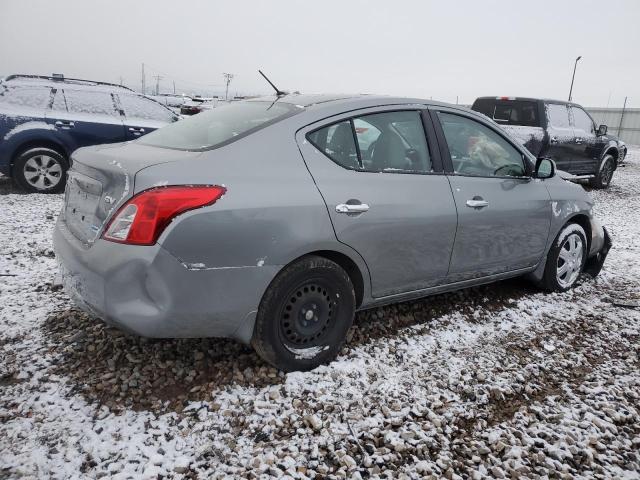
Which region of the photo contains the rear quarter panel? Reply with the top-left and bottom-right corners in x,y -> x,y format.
133,118 -> 369,282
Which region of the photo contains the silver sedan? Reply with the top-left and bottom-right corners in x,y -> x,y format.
53,94 -> 611,371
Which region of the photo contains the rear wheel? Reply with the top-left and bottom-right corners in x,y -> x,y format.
540,223 -> 587,292
13,147 -> 68,193
589,154 -> 615,189
252,256 -> 356,372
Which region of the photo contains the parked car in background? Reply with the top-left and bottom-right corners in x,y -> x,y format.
54,94 -> 611,372
147,93 -> 191,108
180,97 -> 217,115
0,74 -> 179,193
471,97 -> 627,188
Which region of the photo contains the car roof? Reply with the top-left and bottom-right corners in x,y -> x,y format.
2,74 -> 136,94
248,92 -> 465,112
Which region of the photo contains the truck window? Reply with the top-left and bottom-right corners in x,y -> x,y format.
472,99 -> 538,127
546,104 -> 571,129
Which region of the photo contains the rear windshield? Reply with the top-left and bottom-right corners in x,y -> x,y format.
139,101 -> 300,150
472,99 -> 539,127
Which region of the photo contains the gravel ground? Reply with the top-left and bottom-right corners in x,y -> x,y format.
1,149 -> 639,479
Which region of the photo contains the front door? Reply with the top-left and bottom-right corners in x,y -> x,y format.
544,102 -> 575,172
297,107 -> 458,298
570,106 -> 604,175
116,93 -> 177,140
432,109 -> 551,282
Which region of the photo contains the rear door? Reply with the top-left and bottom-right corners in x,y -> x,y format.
296,106 -> 458,298
117,94 -> 177,140
45,88 -> 126,148
543,102 -> 575,171
570,105 -> 603,174
431,108 -> 551,282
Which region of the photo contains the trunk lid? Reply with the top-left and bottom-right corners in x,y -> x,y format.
63,142 -> 202,245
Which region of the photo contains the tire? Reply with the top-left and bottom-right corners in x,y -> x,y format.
13,147 -> 68,193
589,154 -> 615,189
540,223 -> 587,292
252,255 -> 356,372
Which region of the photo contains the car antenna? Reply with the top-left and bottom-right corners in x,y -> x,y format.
259,70 -> 287,97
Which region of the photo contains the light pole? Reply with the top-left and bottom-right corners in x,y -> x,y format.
568,56 -> 582,102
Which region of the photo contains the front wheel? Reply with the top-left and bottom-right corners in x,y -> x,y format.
589,154 -> 615,189
13,147 -> 68,193
540,223 -> 587,292
252,256 -> 356,372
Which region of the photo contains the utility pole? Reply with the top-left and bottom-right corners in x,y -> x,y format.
568,56 -> 582,102
141,63 -> 145,94
119,76 -> 124,86
617,96 -> 628,139
173,81 -> 176,94
153,75 -> 162,95
223,73 -> 234,101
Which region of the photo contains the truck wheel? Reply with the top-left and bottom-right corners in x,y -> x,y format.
13,147 -> 68,193
589,154 -> 615,189
540,223 -> 587,292
252,256 -> 356,372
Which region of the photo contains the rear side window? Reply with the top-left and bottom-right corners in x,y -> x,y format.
472,99 -> 539,127
64,90 -> 119,117
571,106 -> 594,134
119,94 -> 176,122
308,110 -> 432,173
139,101 -> 299,150
547,103 -> 571,129
0,86 -> 51,110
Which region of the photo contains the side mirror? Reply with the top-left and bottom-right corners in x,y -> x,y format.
535,158 -> 555,179
597,124 -> 608,136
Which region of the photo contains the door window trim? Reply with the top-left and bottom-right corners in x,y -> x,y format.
302,106 -> 445,175
429,107 -> 534,179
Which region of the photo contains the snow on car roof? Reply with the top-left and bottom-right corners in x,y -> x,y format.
2,75 -> 134,93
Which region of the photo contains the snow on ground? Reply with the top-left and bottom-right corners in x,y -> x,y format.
1,149 -> 639,479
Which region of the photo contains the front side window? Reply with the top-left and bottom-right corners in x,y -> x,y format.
438,112 -> 526,178
64,90 -> 119,116
140,101 -> 298,150
307,110 -> 432,173
119,94 -> 176,122
571,107 -> 595,134
547,103 -> 571,129
0,86 -> 51,110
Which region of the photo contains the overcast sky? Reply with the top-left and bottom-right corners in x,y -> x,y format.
1,0 -> 638,107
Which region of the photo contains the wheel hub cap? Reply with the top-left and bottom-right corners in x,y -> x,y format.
556,233 -> 584,288
23,155 -> 62,190
281,283 -> 334,346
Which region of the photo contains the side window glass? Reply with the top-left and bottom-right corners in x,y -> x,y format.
51,89 -> 67,112
307,121 -> 359,169
0,86 -> 51,110
438,112 -> 526,178
356,111 -> 431,172
547,104 -> 571,129
571,107 -> 594,134
119,94 -> 175,122
64,90 -> 119,117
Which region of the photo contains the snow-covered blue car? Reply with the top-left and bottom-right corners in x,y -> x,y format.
0,74 -> 179,193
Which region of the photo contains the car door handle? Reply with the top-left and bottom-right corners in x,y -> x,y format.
336,203 -> 370,214
128,127 -> 146,135
550,136 -> 559,144
54,121 -> 75,129
575,137 -> 583,144
466,199 -> 489,208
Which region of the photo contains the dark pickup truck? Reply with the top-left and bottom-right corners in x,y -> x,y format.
471,97 -> 627,188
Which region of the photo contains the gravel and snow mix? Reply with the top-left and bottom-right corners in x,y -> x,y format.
1,149 -> 639,479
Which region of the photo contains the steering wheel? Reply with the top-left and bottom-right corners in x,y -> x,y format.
493,164 -> 522,176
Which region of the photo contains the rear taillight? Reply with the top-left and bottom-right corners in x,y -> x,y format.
102,185 -> 226,245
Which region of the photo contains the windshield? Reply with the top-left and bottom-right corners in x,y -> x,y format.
139,101 -> 300,150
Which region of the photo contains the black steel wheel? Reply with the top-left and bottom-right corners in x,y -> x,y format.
252,256 -> 356,371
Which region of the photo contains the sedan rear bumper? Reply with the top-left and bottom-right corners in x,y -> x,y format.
53,216 -> 277,342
